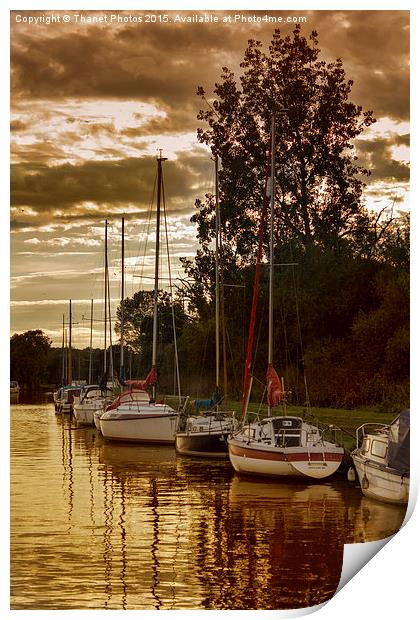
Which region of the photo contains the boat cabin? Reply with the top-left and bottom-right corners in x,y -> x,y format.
360,434 -> 388,465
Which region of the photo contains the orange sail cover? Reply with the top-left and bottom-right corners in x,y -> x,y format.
125,368 -> 157,391
266,365 -> 284,406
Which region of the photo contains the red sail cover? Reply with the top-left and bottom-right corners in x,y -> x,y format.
125,368 -> 157,391
266,365 -> 284,406
106,368 -> 157,411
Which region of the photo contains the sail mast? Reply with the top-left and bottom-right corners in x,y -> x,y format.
68,299 -> 72,385
152,153 -> 167,400
88,299 -> 93,384
215,155 -> 220,390
120,216 -> 125,383
104,220 -> 108,378
268,115 -> 276,414
61,314 -> 65,385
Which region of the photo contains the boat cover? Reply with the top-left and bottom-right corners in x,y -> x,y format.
194,386 -> 222,411
387,409 -> 410,475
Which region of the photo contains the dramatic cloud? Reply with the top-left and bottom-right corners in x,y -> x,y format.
10,9 -> 410,344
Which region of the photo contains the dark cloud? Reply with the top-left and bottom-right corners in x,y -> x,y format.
11,10 -> 409,122
11,150 -> 212,222
355,135 -> 410,182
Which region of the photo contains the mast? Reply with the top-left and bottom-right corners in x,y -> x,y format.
68,299 -> 73,385
152,153 -> 167,400
268,116 -> 275,414
120,216 -> 125,384
215,155 -> 220,390
61,314 -> 65,385
104,220 -> 108,379
88,299 -> 93,384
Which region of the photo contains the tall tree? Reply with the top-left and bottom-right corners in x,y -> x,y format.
185,25 -> 376,305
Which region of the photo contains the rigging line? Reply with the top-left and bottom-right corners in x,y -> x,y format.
162,170 -> 182,403
139,173 -> 158,286
292,264 -> 312,413
128,173 -> 157,296
107,259 -> 114,383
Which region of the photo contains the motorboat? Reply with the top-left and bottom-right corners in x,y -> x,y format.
73,384 -> 113,426
351,409 -> 410,504
10,381 -> 20,394
54,385 -> 83,414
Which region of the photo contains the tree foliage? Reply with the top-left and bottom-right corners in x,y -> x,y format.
10,330 -> 52,389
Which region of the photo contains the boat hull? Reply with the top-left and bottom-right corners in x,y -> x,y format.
228,439 -> 343,479
74,398 -> 108,426
54,402 -> 73,414
352,453 -> 409,504
100,410 -> 179,444
175,431 -> 230,458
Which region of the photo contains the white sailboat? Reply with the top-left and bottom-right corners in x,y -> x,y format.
228,117 -> 344,479
100,155 -> 181,444
175,155 -> 237,458
75,221 -> 116,426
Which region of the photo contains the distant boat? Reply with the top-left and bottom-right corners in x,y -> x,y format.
10,381 -> 20,394
227,116 -> 344,480
54,384 -> 83,414
100,154 -> 184,444
175,155 -> 237,458
351,409 -> 410,504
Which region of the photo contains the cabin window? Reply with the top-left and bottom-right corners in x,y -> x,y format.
361,438 -> 370,454
371,440 -> 387,459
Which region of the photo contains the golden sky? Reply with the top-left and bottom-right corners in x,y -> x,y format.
10,8 -> 410,347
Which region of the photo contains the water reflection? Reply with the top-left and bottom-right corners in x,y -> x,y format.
10,404 -> 407,610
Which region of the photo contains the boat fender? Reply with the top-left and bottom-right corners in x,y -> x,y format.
347,467 -> 356,483
361,474 -> 369,490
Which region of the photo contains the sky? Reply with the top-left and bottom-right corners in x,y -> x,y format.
9,6 -> 410,349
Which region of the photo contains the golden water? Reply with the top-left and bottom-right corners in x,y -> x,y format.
10,403 -> 406,610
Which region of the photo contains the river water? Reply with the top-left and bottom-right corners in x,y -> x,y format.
10,402 -> 407,610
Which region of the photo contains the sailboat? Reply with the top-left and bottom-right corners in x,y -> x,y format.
74,221 -> 116,426
175,155 -> 237,457
100,154 -> 181,444
227,117 -> 344,479
54,300 -> 84,414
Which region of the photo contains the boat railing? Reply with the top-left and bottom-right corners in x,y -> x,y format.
162,394 -> 190,413
355,423 -> 390,449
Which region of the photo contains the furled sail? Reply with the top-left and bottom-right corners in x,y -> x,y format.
266,365 -> 284,407
124,367 -> 157,391
241,151 -> 271,421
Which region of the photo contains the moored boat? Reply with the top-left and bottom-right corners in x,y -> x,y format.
176,409 -> 238,458
227,116 -> 344,480
351,409 -> 410,504
54,385 -> 83,414
100,155 -> 185,444
229,414 -> 344,479
73,384 -> 113,426
10,381 -> 20,394
175,156 -> 237,458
